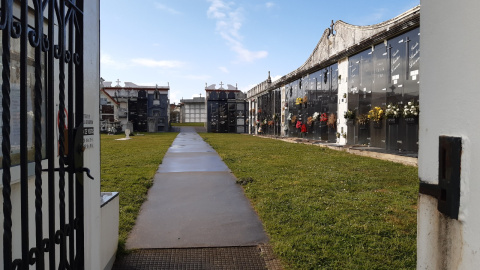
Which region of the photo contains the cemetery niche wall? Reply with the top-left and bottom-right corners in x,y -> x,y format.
347,27 -> 419,151
206,83 -> 248,133
283,64 -> 338,141
256,88 -> 281,136
247,6 -> 420,153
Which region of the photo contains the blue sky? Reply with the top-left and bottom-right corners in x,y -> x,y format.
100,0 -> 419,104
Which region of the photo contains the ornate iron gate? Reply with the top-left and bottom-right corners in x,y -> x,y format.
1,0 -> 88,269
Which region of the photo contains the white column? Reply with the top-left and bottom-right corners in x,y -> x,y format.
337,58 -> 348,145
83,1 -> 102,269
418,1 -> 480,269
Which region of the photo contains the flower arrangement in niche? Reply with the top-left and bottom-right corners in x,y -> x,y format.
357,114 -> 370,125
301,123 -> 307,133
295,97 -> 303,105
257,109 -> 262,113
303,95 -> 308,104
312,112 -> 320,121
307,116 -> 314,126
327,113 -> 336,128
268,120 -> 274,126
344,110 -> 356,120
403,100 -> 419,118
320,113 -> 328,122
296,120 -> 302,129
291,115 -> 297,124
368,106 -> 384,123
262,119 -> 267,126
385,103 -> 401,118
287,113 -> 292,121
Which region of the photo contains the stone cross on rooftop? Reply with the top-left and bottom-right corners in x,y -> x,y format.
329,20 -> 335,37
219,81 -> 224,88
116,79 -> 121,87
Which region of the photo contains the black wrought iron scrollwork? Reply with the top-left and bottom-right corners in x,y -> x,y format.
2,0 -> 85,269
0,0 -> 8,30
28,0 -> 44,48
42,238 -> 51,252
11,21 -> 21,38
12,259 -> 22,270
65,49 -> 72,63
54,44 -> 61,58
42,34 -> 49,51
29,247 -> 38,265
74,52 -> 80,65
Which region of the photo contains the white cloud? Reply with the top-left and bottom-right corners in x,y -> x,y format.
244,83 -> 258,91
100,53 -> 128,69
219,66 -> 229,73
183,74 -> 211,81
356,8 -> 388,25
154,3 -> 181,15
131,58 -> 185,68
271,75 -> 281,82
265,2 -> 275,9
207,0 -> 268,62
243,74 -> 281,91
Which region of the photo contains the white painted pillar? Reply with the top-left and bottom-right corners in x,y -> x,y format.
280,85 -> 287,137
418,0 -> 480,269
83,0 -> 102,269
337,58 -> 348,145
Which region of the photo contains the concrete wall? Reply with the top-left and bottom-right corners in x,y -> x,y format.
101,193 -> 119,270
84,1 -> 102,269
418,0 -> 480,269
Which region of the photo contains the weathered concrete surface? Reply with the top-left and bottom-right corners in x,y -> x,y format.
126,127 -> 268,249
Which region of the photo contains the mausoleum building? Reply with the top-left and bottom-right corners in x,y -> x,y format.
180,96 -> 206,123
102,81 -> 170,132
206,82 -> 248,133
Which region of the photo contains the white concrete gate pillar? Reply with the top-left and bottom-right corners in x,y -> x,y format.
418,0 -> 480,269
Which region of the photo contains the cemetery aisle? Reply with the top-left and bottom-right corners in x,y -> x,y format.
125,126 -> 268,249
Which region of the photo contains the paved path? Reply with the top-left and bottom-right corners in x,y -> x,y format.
125,127 -> 268,249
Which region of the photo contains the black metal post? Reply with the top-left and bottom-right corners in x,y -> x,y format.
47,0 -> 57,269
20,0 -> 30,268
2,1 -> 14,269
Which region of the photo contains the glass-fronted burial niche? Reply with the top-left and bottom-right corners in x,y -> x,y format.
347,27 -> 419,152
284,63 -> 338,142
255,88 -> 281,136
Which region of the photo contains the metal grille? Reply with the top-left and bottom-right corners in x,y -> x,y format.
1,0 -> 85,269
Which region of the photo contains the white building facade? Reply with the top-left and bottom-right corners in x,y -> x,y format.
180,97 -> 206,123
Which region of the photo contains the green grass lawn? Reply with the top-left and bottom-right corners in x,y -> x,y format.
171,122 -> 204,126
200,133 -> 418,270
100,132 -> 178,253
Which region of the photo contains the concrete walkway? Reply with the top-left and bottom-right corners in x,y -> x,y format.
125,126 -> 268,249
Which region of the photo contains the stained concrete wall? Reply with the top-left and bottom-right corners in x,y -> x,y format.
84,0 -> 102,269
418,0 -> 480,269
